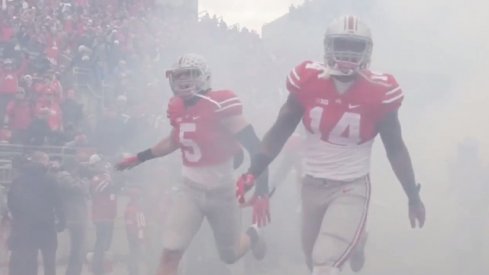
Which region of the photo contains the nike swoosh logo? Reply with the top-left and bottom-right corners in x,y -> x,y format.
348,104 -> 360,109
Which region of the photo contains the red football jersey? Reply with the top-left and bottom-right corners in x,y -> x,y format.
287,61 -> 403,144
286,61 -> 404,180
124,200 -> 146,241
90,172 -> 117,222
167,90 -> 242,167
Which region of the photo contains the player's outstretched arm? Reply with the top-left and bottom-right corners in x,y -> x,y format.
222,115 -> 269,195
149,131 -> 179,157
115,131 -> 179,171
249,94 -> 304,178
223,114 -> 272,226
235,94 -> 304,203
379,111 -> 425,228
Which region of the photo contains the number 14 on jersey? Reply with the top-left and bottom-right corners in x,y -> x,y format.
308,106 -> 362,146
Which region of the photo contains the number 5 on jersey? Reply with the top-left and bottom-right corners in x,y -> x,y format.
309,106 -> 361,145
179,123 -> 202,162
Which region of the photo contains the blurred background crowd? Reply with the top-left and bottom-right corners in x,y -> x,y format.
0,0 -> 282,274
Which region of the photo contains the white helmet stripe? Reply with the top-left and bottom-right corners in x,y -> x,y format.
325,15 -> 373,74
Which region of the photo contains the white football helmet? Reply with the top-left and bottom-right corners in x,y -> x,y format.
166,53 -> 211,99
88,154 -> 102,165
324,15 -> 373,76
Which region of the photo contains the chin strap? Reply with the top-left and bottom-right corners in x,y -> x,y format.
329,63 -> 358,76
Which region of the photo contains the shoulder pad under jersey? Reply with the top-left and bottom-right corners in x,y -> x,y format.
199,90 -> 243,117
286,61 -> 328,94
360,70 -> 404,110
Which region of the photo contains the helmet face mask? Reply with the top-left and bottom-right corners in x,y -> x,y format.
166,54 -> 211,99
324,16 -> 373,76
167,68 -> 205,98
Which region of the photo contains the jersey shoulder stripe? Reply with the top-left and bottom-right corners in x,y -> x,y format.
286,61 -> 327,94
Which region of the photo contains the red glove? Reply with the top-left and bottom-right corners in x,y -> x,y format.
251,195 -> 270,227
236,173 -> 256,204
115,156 -> 141,171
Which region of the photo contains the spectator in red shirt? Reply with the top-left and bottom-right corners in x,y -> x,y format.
4,87 -> 33,143
0,59 -> 20,119
34,90 -> 63,132
0,18 -> 15,43
33,72 -> 63,101
44,41 -> 60,66
48,72 -> 63,102
4,87 -> 33,125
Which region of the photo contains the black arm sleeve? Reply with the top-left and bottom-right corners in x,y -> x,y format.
234,125 -> 269,196
249,153 -> 273,178
137,148 -> 156,162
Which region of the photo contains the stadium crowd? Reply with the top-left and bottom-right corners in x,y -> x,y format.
0,0 -> 281,274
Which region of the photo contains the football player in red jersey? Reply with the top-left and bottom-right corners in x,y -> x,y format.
116,53 -> 268,275
236,15 -> 426,275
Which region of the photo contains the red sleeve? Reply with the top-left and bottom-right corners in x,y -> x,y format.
285,61 -> 329,110
213,90 -> 243,118
167,96 -> 185,127
286,61 -> 309,95
285,61 -> 325,95
379,75 -> 404,114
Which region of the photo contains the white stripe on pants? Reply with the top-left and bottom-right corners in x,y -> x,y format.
301,175 -> 370,271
